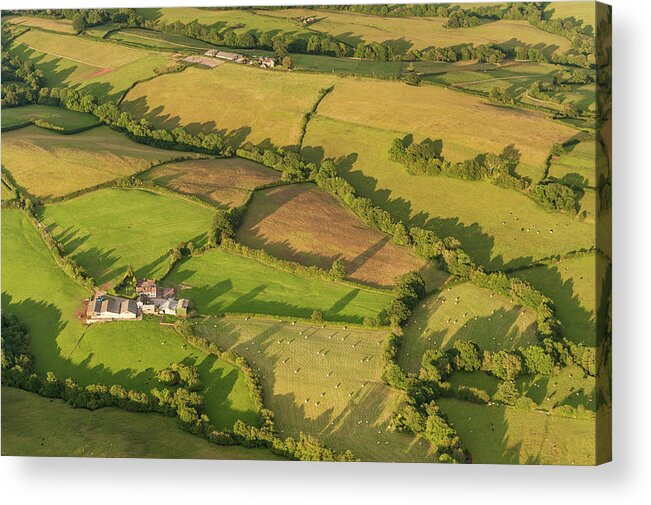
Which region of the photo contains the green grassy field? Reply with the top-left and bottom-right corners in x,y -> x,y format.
9,29 -> 171,101
301,115 -> 593,271
1,210 -> 258,429
438,398 -> 596,464
513,253 -> 598,346
548,139 -> 597,188
107,28 -> 216,51
142,157 -> 281,208
261,8 -> 571,55
398,282 -> 538,373
1,126 -> 201,199
166,248 -> 392,324
122,63 -> 338,150
237,183 -> 440,288
195,317 -> 438,462
1,104 -> 100,133
41,188 -> 214,286
448,364 -> 595,412
137,7 -> 312,37
3,15 -> 75,33
2,387 -> 280,459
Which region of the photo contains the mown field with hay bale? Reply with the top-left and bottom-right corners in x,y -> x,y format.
142,157 -> 282,208
165,248 -> 392,324
398,282 -> 538,373
236,182 -> 446,288
1,126 -> 201,199
40,188 -> 214,285
122,64 -> 339,150
1,387 -> 281,460
195,317 -> 439,462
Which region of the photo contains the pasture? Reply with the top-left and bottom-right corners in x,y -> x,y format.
438,397 -> 596,465
513,253 -> 599,346
195,316 -> 438,462
398,282 -> 538,373
1,387 -> 280,459
314,76 -> 576,178
237,183 -> 444,288
301,115 -> 594,270
9,29 -> 171,101
122,63 -> 338,150
546,2 -> 596,28
143,157 -> 281,208
449,364 -> 596,412
548,139 -> 597,188
3,15 -> 75,34
261,8 -> 571,55
166,249 -> 392,324
41,188 -> 214,285
1,126 -> 200,199
108,28 -> 216,51
1,104 -> 100,133
1,210 -> 258,429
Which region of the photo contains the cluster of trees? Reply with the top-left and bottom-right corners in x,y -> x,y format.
406,43 -> 507,64
1,313 -> 33,387
236,147 -> 310,182
1,47 -> 46,107
388,137 -> 444,175
529,181 -> 578,214
385,271 -> 427,327
156,362 -> 203,391
444,10 -> 481,29
488,86 -> 516,105
10,8 -> 145,33
210,209 -> 237,246
353,42 -> 394,61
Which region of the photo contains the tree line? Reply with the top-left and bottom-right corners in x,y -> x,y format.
389,136 -> 579,215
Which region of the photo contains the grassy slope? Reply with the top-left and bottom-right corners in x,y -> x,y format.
1,210 -> 257,429
195,317 -> 438,462
438,398 -> 596,465
121,64 -> 338,150
546,2 -> 596,28
142,157 -> 281,208
513,253 -> 598,345
302,115 -> 593,271
1,104 -> 100,132
41,188 -> 214,285
260,8 -> 571,54
548,139 -> 597,188
399,282 -> 538,373
2,387 -> 280,460
166,249 -> 392,324
2,125 -> 201,199
236,182 -> 443,288
3,15 -> 75,33
9,30 -> 170,101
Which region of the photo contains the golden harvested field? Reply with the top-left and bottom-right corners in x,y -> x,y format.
195,317 -> 439,462
261,8 -> 571,54
236,183 -> 447,288
398,282 -> 538,374
143,157 -> 282,208
122,64 -> 338,149
547,2 -> 596,27
316,77 -> 576,178
4,15 -> 75,33
1,126 -> 201,199
301,115 -> 594,270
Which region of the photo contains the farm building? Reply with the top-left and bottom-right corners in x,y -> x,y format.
87,293 -> 139,322
136,278 -> 158,298
176,298 -> 189,317
204,49 -> 245,62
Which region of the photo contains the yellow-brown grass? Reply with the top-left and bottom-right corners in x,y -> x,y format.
122,64 -> 338,149
237,183 -> 447,288
1,126 -> 201,199
143,158 -> 281,208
